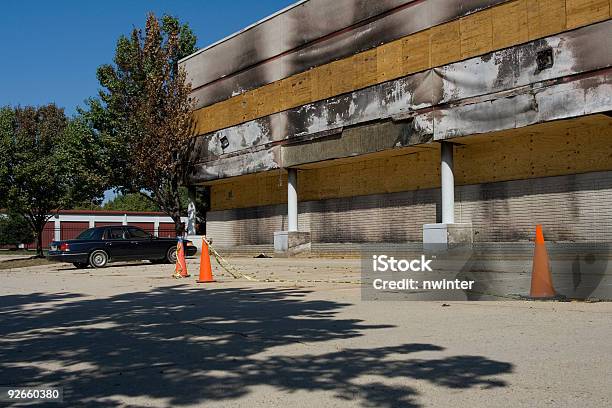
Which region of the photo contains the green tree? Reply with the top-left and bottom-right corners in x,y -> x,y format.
0,213 -> 35,249
0,105 -> 107,256
103,193 -> 161,212
84,13 -> 198,235
102,188 -> 191,213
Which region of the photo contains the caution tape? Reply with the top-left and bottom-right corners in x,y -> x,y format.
202,239 -> 553,299
203,237 -> 362,285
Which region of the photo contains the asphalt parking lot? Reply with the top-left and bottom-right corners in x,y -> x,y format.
1,256 -> 611,407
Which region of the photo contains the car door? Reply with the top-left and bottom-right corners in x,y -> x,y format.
103,227 -> 132,260
125,226 -> 157,259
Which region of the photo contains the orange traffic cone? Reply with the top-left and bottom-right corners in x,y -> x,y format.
529,225 -> 556,298
173,239 -> 189,278
197,237 -> 215,283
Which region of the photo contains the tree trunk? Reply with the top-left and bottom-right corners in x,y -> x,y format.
173,213 -> 184,237
35,229 -> 44,258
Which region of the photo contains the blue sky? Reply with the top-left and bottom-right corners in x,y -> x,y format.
0,0 -> 296,116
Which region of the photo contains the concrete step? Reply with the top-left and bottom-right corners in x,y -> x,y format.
210,242 -> 611,259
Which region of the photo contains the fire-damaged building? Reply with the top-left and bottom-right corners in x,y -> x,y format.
180,0 -> 612,253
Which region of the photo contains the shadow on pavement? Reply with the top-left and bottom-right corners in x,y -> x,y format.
0,286 -> 513,407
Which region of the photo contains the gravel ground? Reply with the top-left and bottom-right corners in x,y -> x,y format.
0,257 -> 610,407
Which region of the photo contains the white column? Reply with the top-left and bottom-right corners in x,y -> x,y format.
154,217 -> 160,237
122,214 -> 128,226
441,141 -> 455,224
54,217 -> 61,241
88,216 -> 95,228
287,168 -> 298,232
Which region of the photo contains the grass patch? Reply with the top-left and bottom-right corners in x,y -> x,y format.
0,249 -> 44,256
0,257 -> 54,270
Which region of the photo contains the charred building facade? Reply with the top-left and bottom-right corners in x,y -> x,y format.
181,0 -> 612,252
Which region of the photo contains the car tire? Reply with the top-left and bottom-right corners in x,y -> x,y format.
165,246 -> 177,264
73,262 -> 88,269
89,250 -> 109,268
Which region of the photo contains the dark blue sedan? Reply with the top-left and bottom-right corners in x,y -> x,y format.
47,226 -> 197,268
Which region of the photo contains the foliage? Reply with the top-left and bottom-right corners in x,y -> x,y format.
103,193 -> 161,212
0,105 -> 108,256
83,13 -> 197,235
102,188 -> 191,213
0,213 -> 34,248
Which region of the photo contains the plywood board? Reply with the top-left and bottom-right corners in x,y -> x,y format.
256,81 -> 283,116
311,63 -> 334,102
460,9 -> 494,59
566,0 -> 610,29
401,29 -> 431,74
527,0 -> 567,39
492,0 -> 529,49
241,90 -> 257,122
454,115 -> 612,185
354,48 -> 378,90
376,40 -> 403,83
329,57 -> 356,96
430,20 -> 462,67
286,70 -> 312,108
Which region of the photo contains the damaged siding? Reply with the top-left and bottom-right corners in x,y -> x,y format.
187,20 -> 612,184
182,0 -> 510,108
187,0 -> 611,135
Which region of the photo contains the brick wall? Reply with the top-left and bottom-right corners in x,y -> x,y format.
207,170 -> 612,246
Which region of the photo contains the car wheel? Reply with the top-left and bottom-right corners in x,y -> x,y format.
73,262 -> 88,269
89,250 -> 109,268
166,246 -> 177,264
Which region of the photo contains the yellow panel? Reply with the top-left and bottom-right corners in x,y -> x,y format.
354,48 -> 378,89
376,40 -> 403,82
311,63 -> 334,101
527,0 -> 566,39
256,81 -> 283,116
401,29 -> 431,74
329,57 -> 356,96
192,106 -> 211,135
286,70 -> 312,108
211,172 -> 286,211
460,8 -> 493,59
430,20 -> 461,67
277,77 -> 294,113
241,90 -> 257,122
223,96 -> 246,126
566,0 -> 610,29
454,116 -> 612,185
492,0 -> 529,49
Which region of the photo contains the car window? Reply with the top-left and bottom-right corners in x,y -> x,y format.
127,227 -> 150,240
105,228 -> 126,240
76,228 -> 102,240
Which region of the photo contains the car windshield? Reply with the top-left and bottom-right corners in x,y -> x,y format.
76,228 -> 102,240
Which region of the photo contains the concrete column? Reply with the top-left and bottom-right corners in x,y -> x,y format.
287,168 -> 298,232
54,217 -> 61,241
154,217 -> 160,237
441,141 -> 454,224
122,214 -> 128,226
